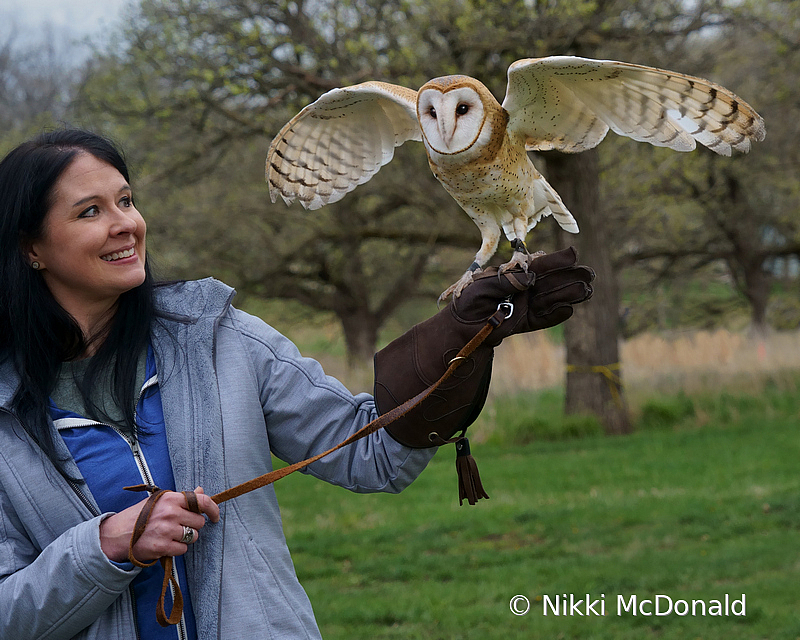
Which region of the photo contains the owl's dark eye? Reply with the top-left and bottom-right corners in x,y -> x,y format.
456,103 -> 470,116
429,106 -> 437,119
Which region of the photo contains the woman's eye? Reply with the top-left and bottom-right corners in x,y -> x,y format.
120,195 -> 133,207
78,205 -> 99,218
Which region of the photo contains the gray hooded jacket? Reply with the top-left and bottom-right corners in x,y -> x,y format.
0,278 -> 435,639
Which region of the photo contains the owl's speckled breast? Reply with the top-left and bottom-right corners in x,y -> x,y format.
429,130 -> 535,207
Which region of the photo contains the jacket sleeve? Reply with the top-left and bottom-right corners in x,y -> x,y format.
0,493 -> 138,640
225,308 -> 436,493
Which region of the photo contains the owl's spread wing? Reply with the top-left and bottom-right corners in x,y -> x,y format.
502,56 -> 766,156
266,82 -> 421,210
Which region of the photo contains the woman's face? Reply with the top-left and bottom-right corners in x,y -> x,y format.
28,152 -> 147,323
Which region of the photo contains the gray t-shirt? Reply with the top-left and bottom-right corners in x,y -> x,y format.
51,351 -> 147,428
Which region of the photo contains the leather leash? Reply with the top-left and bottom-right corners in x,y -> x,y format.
125,306 -> 507,627
122,485 -> 202,626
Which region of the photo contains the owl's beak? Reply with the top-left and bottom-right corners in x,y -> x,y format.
437,117 -> 457,150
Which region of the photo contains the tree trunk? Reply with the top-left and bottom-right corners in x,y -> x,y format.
739,256 -> 771,337
339,312 -> 381,371
720,171 -> 771,338
545,149 -> 632,435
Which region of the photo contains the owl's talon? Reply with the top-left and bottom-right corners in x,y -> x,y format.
498,251 -> 530,274
438,268 -> 481,305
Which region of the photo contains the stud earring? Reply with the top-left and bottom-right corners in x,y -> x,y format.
31,261 -> 40,270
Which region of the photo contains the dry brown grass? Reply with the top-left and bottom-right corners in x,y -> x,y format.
490,327 -> 800,399
489,331 -> 565,394
297,322 -> 800,401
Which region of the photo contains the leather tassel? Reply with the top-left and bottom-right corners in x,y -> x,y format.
455,437 -> 489,505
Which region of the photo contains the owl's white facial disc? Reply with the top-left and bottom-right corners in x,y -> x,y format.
417,86 -> 486,155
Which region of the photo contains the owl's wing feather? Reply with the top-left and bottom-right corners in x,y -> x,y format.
503,56 -> 765,156
267,82 -> 420,210
531,174 -> 579,234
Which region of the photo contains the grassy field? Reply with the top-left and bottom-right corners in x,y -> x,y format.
274,375 -> 800,640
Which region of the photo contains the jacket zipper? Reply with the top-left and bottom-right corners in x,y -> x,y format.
130,587 -> 141,640
54,376 -> 188,640
109,383 -> 188,640
112,378 -> 188,640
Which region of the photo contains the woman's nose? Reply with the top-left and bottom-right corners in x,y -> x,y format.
111,207 -> 139,235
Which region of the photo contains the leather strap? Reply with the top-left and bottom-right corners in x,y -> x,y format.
123,485 -> 202,627
126,308 -> 505,626
124,485 -> 169,569
211,308 -> 505,504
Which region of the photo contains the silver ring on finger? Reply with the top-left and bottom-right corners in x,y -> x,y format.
180,525 -> 196,545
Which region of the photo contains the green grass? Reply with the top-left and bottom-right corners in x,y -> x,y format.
483,388 -> 605,444
273,380 -> 800,639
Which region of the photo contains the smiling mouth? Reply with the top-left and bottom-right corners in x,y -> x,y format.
101,247 -> 135,262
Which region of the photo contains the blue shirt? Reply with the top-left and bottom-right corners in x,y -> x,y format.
50,347 -> 198,640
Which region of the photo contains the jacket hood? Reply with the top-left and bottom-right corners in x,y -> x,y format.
154,278 -> 236,323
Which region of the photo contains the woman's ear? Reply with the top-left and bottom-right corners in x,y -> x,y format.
21,236 -> 44,270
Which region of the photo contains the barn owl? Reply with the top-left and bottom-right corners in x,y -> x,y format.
266,56 -> 766,301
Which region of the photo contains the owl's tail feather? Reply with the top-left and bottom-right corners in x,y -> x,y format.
529,174 -> 580,234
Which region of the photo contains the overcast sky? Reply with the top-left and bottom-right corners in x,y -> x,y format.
2,0 -> 131,54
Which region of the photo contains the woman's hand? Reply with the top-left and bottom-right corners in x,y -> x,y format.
99,487 -> 220,564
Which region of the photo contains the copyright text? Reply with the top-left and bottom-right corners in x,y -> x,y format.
510,593 -> 747,617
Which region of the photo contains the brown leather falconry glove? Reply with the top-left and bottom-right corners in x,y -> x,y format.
373,246 -> 594,503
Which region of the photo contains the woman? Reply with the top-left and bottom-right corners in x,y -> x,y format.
0,129 -> 593,639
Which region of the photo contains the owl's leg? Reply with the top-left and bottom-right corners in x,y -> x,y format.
499,238 -> 530,274
439,221 -> 500,304
499,239 -> 545,273
499,218 -> 540,274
